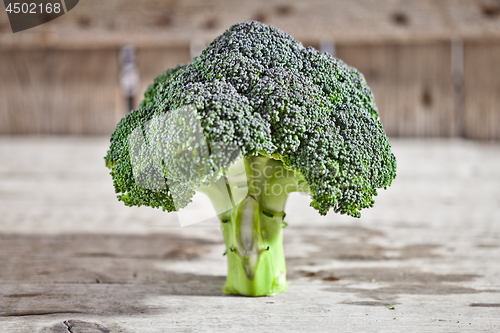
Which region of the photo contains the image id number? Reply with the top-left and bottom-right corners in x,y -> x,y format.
6,2 -> 62,14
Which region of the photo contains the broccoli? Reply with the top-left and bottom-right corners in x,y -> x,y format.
105,21 -> 396,296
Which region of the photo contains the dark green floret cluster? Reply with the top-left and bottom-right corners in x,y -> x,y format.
105,21 -> 396,218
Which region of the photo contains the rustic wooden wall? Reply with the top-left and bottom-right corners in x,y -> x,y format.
0,49 -> 124,135
0,47 -> 191,135
2,0 -> 500,48
464,41 -> 500,140
1,42 -> 498,138
337,42 -> 455,138
0,0 -> 499,138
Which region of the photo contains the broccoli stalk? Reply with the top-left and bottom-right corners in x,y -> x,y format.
105,21 -> 397,297
200,155 -> 307,295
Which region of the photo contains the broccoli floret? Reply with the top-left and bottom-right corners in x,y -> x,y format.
105,21 -> 396,296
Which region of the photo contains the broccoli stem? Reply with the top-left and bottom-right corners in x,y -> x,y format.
217,155 -> 305,296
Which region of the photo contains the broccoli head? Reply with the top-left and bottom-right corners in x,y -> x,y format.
105,21 -> 396,296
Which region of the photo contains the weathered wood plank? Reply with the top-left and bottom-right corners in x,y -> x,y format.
39,320 -> 113,333
464,41 -> 500,140
0,49 -> 125,135
0,47 -> 192,135
337,42 -> 455,137
0,43 -> 459,137
0,0 -> 499,49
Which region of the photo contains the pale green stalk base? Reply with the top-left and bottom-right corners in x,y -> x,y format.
220,198 -> 287,296
207,155 -> 308,297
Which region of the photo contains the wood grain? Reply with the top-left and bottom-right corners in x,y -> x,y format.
0,49 -> 125,135
0,47 -> 193,135
0,0 -> 499,49
0,0 -> 499,138
0,138 -> 499,332
337,42 -> 455,137
464,41 -> 500,140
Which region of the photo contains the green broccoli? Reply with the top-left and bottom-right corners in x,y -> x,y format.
105,21 -> 396,296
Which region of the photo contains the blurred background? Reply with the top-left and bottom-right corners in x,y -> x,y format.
1,0 -> 499,140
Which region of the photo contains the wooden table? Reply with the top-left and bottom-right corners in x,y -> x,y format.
0,137 -> 499,332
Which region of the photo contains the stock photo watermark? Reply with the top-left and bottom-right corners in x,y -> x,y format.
127,105 -> 314,227
3,0 -> 79,33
